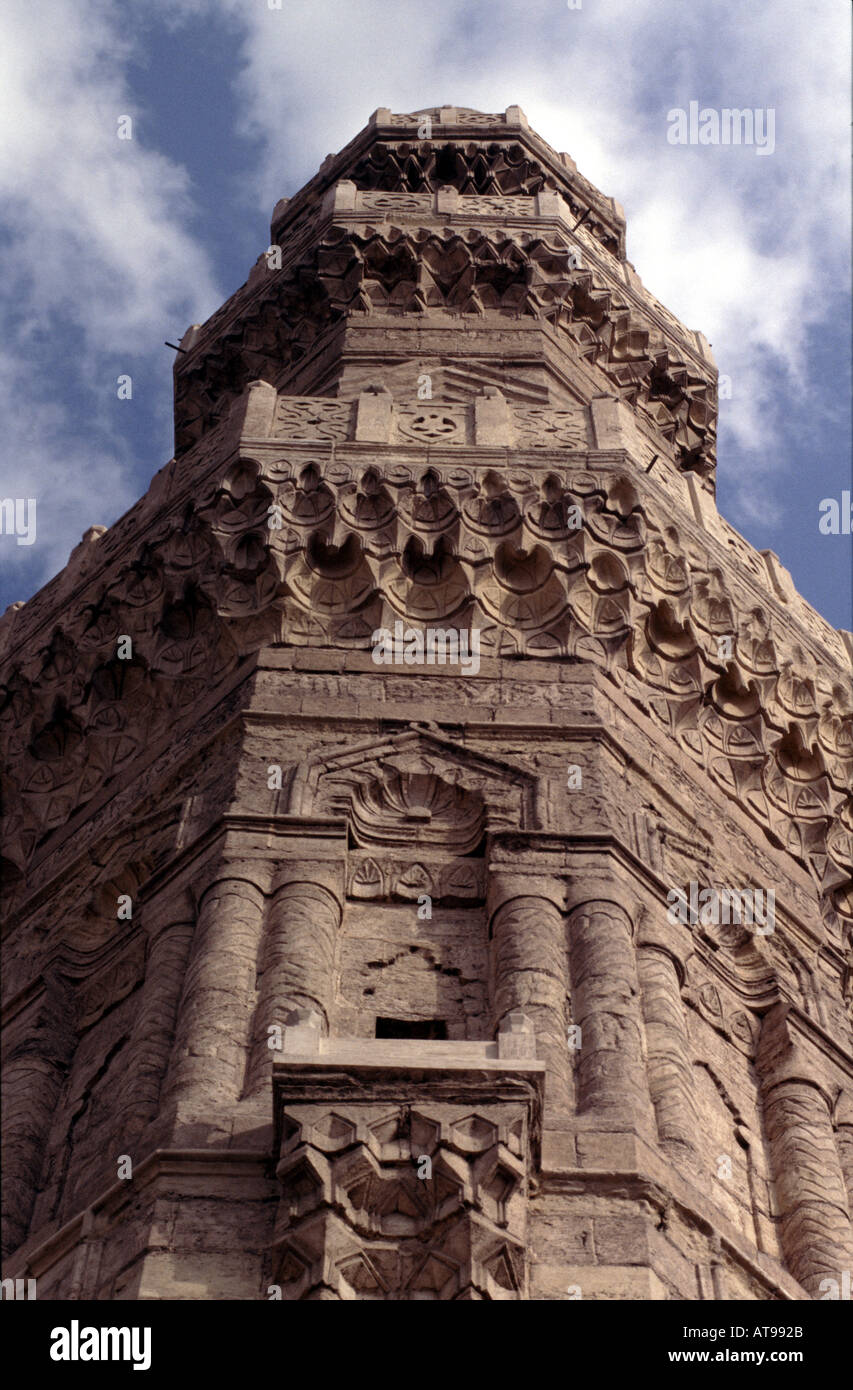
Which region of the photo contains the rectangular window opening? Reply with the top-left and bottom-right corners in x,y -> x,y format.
375,1017 -> 448,1040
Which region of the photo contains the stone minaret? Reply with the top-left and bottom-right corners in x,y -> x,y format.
2,106 -> 851,1302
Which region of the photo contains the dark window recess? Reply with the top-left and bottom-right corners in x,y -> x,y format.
375,1018 -> 448,1040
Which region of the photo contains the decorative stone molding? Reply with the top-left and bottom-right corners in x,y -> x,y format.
3,442 -> 848,914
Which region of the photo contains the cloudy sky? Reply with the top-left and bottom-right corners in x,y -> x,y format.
0,0 -> 850,626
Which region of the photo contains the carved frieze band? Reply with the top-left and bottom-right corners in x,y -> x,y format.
3,434 -> 849,920
269,394 -> 589,448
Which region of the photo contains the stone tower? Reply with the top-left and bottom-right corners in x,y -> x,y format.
2,106 -> 852,1303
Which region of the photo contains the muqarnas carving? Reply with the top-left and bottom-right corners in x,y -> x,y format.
272,1097 -> 532,1300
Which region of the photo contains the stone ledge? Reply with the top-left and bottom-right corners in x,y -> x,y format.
2,1149 -> 271,1284
274,1038 -> 545,1069
532,1263 -> 669,1300
535,1163 -> 807,1302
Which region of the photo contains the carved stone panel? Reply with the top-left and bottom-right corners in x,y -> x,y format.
272,1070 -> 538,1300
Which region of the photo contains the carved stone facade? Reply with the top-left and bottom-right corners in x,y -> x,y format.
2,106 -> 851,1302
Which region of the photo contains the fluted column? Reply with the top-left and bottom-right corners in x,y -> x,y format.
758,1004 -> 853,1296
162,869 -> 266,1120
488,873 -> 570,1111
120,918 -> 195,1142
637,939 -> 699,1165
247,866 -> 342,1095
1,974 -> 75,1259
834,1092 -> 853,1216
567,898 -> 654,1131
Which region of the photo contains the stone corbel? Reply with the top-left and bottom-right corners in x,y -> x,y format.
270,1061 -> 542,1299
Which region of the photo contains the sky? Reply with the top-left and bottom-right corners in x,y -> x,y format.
0,0 -> 850,628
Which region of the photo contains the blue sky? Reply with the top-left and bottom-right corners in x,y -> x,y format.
1,0 -> 850,628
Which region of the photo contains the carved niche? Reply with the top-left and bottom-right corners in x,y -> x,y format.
269,729 -> 542,1296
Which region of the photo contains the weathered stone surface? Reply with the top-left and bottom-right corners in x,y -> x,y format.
1,105 -> 851,1302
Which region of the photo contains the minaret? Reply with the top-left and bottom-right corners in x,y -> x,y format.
2,106 -> 851,1302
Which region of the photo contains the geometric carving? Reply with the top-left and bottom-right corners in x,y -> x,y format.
74,936 -> 146,1032
293,726 -> 536,840
347,853 -> 487,903
312,1112 -> 357,1149
273,1092 -> 533,1300
4,437 -> 848,907
394,407 -> 468,444
514,407 -> 587,450
451,1114 -> 498,1152
274,398 -> 354,441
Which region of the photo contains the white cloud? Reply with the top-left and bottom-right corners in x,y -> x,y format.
0,0 -> 221,601
174,0 -> 848,523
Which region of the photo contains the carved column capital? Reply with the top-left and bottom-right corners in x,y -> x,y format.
757,1003 -> 834,1108
270,861 -> 344,908
636,915 -> 693,982
487,870 -> 565,926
